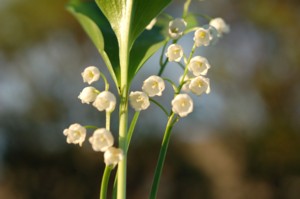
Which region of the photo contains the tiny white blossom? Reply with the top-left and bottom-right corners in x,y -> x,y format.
146,18 -> 157,30
93,91 -> 116,112
89,128 -> 114,152
188,56 -> 211,76
209,18 -> 230,37
63,123 -> 86,146
166,44 -> 183,62
104,147 -> 124,168
179,74 -> 192,92
142,75 -> 165,97
168,18 -> 187,39
171,94 -> 193,117
189,76 -> 210,95
129,91 -> 150,111
193,28 -> 211,47
81,66 -> 100,85
78,86 -> 99,104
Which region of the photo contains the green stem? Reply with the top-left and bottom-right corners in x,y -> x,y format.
149,113 -> 177,199
100,166 -> 113,199
100,73 -> 110,91
183,0 -> 192,18
84,125 -> 98,129
126,111 -> 140,152
106,112 -> 111,131
149,98 -> 169,117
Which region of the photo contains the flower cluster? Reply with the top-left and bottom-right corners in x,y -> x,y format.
63,66 -> 123,168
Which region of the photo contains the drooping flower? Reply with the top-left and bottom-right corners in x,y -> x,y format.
78,86 -> 99,104
81,66 -> 100,85
146,18 -> 157,30
93,91 -> 116,112
129,91 -> 150,111
89,128 -> 114,152
188,56 -> 211,76
63,123 -> 86,146
104,147 -> 124,168
168,18 -> 187,39
142,75 -> 165,97
209,18 -> 230,37
171,94 -> 193,117
193,28 -> 211,47
189,76 -> 211,95
166,44 -> 183,62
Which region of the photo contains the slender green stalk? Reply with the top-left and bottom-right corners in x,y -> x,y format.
106,112 -> 111,130
117,0 -> 134,197
84,125 -> 98,129
183,0 -> 192,18
149,113 -> 177,199
149,98 -> 169,117
126,111 -> 140,152
100,166 -> 113,199
100,73 -> 110,91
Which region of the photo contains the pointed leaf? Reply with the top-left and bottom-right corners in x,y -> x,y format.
67,1 -> 120,86
129,26 -> 167,82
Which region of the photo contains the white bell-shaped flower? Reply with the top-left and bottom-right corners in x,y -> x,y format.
81,66 -> 100,85
78,86 -> 99,104
129,91 -> 150,111
63,123 -> 86,146
93,91 -> 116,112
166,44 -> 183,62
209,18 -> 230,37
142,75 -> 165,97
188,56 -> 211,76
189,76 -> 211,95
89,128 -> 114,152
171,94 -> 193,117
168,18 -> 187,39
193,28 -> 211,47
104,147 -> 124,168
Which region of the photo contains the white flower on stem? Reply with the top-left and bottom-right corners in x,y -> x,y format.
193,28 -> 211,47
172,94 -> 193,117
189,76 -> 211,95
63,123 -> 86,146
166,44 -> 183,62
93,91 -> 116,112
78,86 -> 99,104
146,18 -> 157,30
81,66 -> 100,85
104,147 -> 124,168
168,18 -> 187,39
129,91 -> 150,111
188,56 -> 211,76
89,128 -> 114,152
209,17 -> 230,37
142,75 -> 165,97
179,74 -> 192,92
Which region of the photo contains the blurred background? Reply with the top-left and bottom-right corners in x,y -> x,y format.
0,0 -> 300,198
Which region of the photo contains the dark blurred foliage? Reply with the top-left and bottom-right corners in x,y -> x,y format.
0,0 -> 300,198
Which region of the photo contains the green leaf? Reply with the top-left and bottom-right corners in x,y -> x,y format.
66,1 -> 120,87
128,26 -> 167,82
96,0 -> 172,48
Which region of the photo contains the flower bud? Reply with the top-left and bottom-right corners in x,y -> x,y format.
171,94 -> 193,117
81,66 -> 100,85
142,75 -> 165,97
89,128 -> 114,152
146,18 -> 157,30
63,123 -> 86,146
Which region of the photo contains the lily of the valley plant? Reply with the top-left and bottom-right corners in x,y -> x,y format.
63,0 -> 229,198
